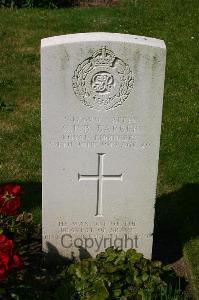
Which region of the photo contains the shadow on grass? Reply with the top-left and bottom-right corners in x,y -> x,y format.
20,181 -> 42,212
152,183 -> 199,264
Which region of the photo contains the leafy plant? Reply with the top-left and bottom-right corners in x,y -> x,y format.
58,247 -> 187,300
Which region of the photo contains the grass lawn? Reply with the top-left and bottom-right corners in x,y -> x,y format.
0,0 -> 198,297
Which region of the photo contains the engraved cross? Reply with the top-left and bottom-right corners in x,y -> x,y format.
78,153 -> 123,217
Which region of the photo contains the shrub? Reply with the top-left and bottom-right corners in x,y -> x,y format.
58,247 -> 186,300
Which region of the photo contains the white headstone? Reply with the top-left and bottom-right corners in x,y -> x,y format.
41,33 -> 166,259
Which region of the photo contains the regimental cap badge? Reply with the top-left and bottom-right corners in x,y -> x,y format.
72,47 -> 134,111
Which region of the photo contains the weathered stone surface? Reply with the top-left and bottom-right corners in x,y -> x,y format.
41,32 -> 166,259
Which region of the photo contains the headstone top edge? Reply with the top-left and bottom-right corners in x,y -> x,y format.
41,32 -> 166,49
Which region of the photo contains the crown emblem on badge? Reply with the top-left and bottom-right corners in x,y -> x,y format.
92,47 -> 115,67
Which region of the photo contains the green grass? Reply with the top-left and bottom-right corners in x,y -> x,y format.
0,0 -> 198,297
184,239 -> 199,299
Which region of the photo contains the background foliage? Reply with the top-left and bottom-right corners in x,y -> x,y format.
0,0 -> 73,8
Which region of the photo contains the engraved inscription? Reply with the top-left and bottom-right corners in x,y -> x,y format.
72,47 -> 134,111
48,114 -> 152,150
78,153 -> 122,217
43,220 -> 140,254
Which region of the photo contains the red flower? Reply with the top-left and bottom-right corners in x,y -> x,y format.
0,184 -> 21,216
0,234 -> 23,281
0,253 -> 9,269
0,257 -> 8,280
0,234 -> 13,254
0,184 -> 21,196
9,253 -> 24,270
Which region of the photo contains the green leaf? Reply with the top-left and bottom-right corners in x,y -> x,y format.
0,288 -> 6,295
87,279 -> 109,300
112,289 -> 121,297
142,273 -> 149,281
